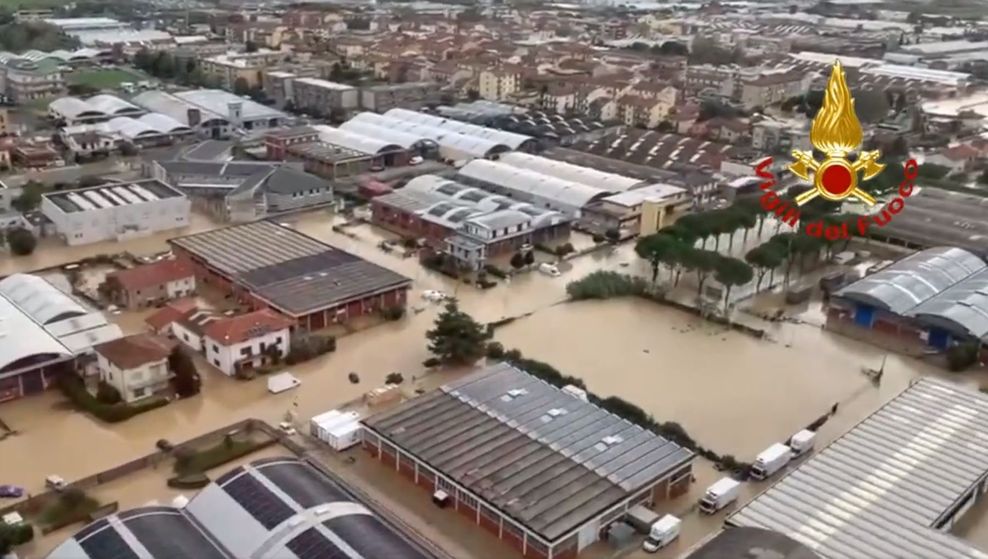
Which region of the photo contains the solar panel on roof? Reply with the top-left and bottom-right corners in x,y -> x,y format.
222,472 -> 295,530
74,519 -> 110,541
324,515 -> 428,559
286,528 -> 349,559
256,462 -> 349,509
78,525 -> 140,559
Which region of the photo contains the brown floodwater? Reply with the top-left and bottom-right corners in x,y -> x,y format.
3,208 -> 988,556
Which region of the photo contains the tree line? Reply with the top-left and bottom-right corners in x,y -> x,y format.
133,49 -> 221,89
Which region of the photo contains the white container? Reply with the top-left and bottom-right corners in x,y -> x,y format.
789,429 -> 816,457
539,263 -> 561,277
699,477 -> 740,514
750,443 -> 792,480
642,514 -> 681,552
562,384 -> 588,401
310,409 -> 362,451
267,372 -> 301,394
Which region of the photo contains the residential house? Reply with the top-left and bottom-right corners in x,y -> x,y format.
739,70 -> 807,110
925,144 -> 980,174
59,126 -> 118,160
539,84 -> 579,115
669,104 -> 700,134
587,97 -> 618,122
145,298 -> 198,335
690,117 -> 750,143
11,137 -> 62,168
94,333 -> 177,403
202,310 -> 293,376
102,259 -> 196,310
199,50 -> 286,90
360,82 -> 443,113
618,95 -> 669,129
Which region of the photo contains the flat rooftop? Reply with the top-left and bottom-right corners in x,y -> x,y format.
728,377 -> 988,559
287,141 -> 368,163
869,187 -> 988,257
44,180 -> 183,214
363,362 -> 694,543
568,130 -> 746,173
169,221 -> 411,317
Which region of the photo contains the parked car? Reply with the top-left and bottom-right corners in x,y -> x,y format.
422,290 -> 448,302
409,155 -> 423,165
0,485 -> 24,499
538,263 -> 561,277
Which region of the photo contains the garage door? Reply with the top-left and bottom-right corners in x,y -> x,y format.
854,304 -> 875,327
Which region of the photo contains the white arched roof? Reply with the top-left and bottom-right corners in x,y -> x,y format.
107,116 -> 157,139
909,268 -> 988,339
0,295 -> 71,372
339,117 -> 429,149
499,152 -> 641,192
347,112 -> 505,158
311,124 -> 401,155
0,274 -> 88,325
384,108 -> 532,149
836,247 -> 987,315
459,159 -> 607,210
138,113 -> 191,133
87,94 -> 140,115
50,97 -> 104,120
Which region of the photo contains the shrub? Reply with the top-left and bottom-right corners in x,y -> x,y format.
381,306 -> 406,321
605,228 -> 621,242
592,233 -> 605,243
6,228 -> 37,256
422,357 -> 441,368
166,473 -> 210,489
485,342 -> 505,359
0,522 -> 34,547
285,334 -> 336,364
173,437 -> 268,475
947,342 -> 980,372
504,349 -> 523,361
96,382 -> 122,405
566,271 -> 649,300
484,264 -> 507,279
58,375 -> 167,423
555,242 -> 575,257
385,372 -> 404,385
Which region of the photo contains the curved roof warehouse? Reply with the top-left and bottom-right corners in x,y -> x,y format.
833,247 -> 988,342
47,457 -> 436,559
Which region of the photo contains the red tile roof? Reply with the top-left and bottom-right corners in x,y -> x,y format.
203,309 -> 294,346
109,259 -> 194,292
145,298 -> 198,331
940,144 -> 979,161
95,333 -> 176,369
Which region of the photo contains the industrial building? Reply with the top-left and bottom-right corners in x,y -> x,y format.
0,273 -> 122,402
340,109 -> 533,160
41,180 -> 191,246
685,527 -> 821,559
132,90 -> 291,139
828,247 -> 988,353
864,188 -> 988,256
265,125 -> 414,179
49,94 -> 144,125
728,377 -> 988,559
148,158 -> 332,223
362,363 -> 694,559
371,174 -> 569,270
170,221 -> 412,330
47,457 -> 435,559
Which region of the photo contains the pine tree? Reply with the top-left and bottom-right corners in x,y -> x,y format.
426,299 -> 489,365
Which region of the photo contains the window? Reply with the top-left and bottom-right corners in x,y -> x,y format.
183,333 -> 189,342
133,387 -> 147,398
212,344 -> 219,353
213,359 -> 220,367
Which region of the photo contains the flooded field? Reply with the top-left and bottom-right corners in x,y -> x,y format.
3,207 -> 988,557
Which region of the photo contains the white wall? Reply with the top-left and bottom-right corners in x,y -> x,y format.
171,322 -> 203,352
96,353 -> 170,403
166,276 -> 196,298
41,190 -> 191,246
203,327 -> 290,376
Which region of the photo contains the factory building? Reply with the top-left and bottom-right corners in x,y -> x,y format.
47,457 -> 435,559
362,363 -> 694,559
827,247 -> 988,356
0,273 -> 122,402
133,89 -> 291,139
169,221 -> 411,331
728,377 -> 988,559
371,175 -> 569,270
41,180 -> 190,246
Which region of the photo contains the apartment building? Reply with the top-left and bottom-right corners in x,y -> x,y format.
0,57 -> 65,103
199,49 -> 285,90
291,77 -> 360,115
360,82 -> 442,113
479,66 -> 524,101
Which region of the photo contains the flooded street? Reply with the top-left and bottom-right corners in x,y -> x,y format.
3,207 -> 988,556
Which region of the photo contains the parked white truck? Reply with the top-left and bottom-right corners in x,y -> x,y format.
750,442 -> 792,480
699,477 -> 741,514
789,429 -> 816,457
642,514 -> 681,552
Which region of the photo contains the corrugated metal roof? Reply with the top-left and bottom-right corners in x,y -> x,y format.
909,268 -> 988,339
835,247 -> 986,314
728,378 -> 988,559
363,363 -> 693,542
458,159 -> 608,213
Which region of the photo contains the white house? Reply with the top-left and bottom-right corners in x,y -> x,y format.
201,310 -> 293,376
40,179 -> 191,246
94,333 -> 176,403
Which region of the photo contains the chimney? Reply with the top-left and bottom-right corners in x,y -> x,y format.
187,108 -> 201,127
228,102 -> 243,127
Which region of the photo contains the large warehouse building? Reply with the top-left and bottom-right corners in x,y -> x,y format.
827,246 -> 988,354
361,363 -> 695,559
170,221 -> 412,330
727,377 -> 988,559
47,457 -> 436,559
41,180 -> 191,246
0,273 -> 122,402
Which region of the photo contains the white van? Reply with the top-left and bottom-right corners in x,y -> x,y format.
538,263 -> 561,277
642,514 -> 681,552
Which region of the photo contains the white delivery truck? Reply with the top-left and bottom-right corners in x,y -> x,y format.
750,443 -> 792,480
789,429 -> 816,457
642,514 -> 681,552
699,477 -> 741,514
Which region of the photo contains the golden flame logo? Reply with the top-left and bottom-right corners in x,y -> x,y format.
788,60 -> 884,206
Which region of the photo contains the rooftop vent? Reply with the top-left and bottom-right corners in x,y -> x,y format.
547,408 -> 567,417
601,435 -> 624,446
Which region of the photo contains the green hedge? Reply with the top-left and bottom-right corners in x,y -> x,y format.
58,376 -> 167,423
0,522 -> 34,547
566,271 -> 649,300
174,438 -> 271,475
